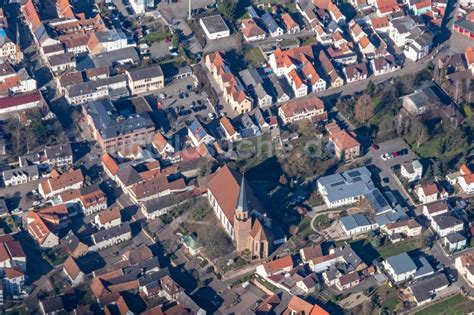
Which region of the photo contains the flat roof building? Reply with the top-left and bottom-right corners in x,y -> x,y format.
199,15 -> 230,40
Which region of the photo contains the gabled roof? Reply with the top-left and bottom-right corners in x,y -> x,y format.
262,255 -> 293,274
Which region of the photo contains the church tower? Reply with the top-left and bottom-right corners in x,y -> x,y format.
234,175 -> 252,253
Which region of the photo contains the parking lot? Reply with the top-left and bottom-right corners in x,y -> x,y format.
365,138 -> 419,206
146,76 -> 216,132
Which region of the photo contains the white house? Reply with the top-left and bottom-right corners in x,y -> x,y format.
455,251 -> 474,287
90,223 -> 132,251
401,160 -> 423,182
382,253 -> 417,283
94,207 -> 121,229
2,165 -> 39,187
430,215 -> 464,237
415,183 -> 439,204
458,173 -> 474,194
422,200 -> 449,220
256,255 -> 293,278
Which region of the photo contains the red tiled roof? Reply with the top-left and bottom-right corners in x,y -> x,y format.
0,91 -> 41,110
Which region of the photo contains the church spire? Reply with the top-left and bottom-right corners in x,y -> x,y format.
236,174 -> 250,213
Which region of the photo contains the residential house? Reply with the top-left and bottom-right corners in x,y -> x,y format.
0,235 -> 26,272
261,12 -> 284,37
457,164 -> 474,194
343,63 -> 368,83
422,200 -> 449,220
283,295 -> 329,315
152,133 -> 175,158
330,129 -> 361,160
455,250 -> 474,287
319,50 -> 344,88
401,160 -> 423,182
381,218 -> 422,241
220,116 -> 241,142
2,267 -> 25,296
47,51 -> 76,74
126,64 -> 164,95
442,232 -> 467,252
256,255 -> 293,278
79,188 -> 107,215
241,19 -> 266,41
206,51 -> 253,114
278,95 -> 327,124
90,223 -> 132,251
382,252 -> 418,282
187,119 -> 215,147
430,214 -> 464,237
371,55 -> 400,76
60,232 -> 88,258
408,273 -> 450,305
2,165 -> 39,186
44,144 -> 73,168
62,256 -> 84,285
94,207 -> 122,229
296,273 -> 319,294
87,29 -> 132,54
415,183 -> 439,204
25,212 -> 60,248
405,31 -> 433,62
38,169 -> 84,199
282,13 -> 300,33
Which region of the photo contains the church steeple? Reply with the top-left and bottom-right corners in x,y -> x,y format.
236,174 -> 250,213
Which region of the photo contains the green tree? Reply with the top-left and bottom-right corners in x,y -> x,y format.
433,160 -> 443,178
424,164 -> 433,179
172,33 -> 179,48
367,80 -> 376,96
217,0 -> 237,21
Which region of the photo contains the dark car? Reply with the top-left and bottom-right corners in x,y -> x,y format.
372,144 -> 379,150
382,177 -> 389,183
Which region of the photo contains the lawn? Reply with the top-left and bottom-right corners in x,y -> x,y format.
377,236 -> 424,258
243,47 -> 266,68
415,294 -> 473,315
382,297 -> 400,311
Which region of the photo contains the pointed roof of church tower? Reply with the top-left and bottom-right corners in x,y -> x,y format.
236,174 -> 250,212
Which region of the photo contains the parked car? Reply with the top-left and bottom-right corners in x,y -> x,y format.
372,144 -> 379,150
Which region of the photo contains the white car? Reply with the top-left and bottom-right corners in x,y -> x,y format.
33,201 -> 41,207
380,153 -> 391,161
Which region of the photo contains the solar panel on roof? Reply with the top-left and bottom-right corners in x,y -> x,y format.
348,170 -> 361,177
331,181 -> 345,187
352,177 -> 362,182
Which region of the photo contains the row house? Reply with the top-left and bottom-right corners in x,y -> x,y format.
94,207 -> 122,229
79,188 -> 107,215
152,132 -> 175,158
87,29 -> 133,55
343,63 -> 368,83
65,74 -> 128,105
206,51 -> 253,114
44,144 -> 73,168
371,55 -> 400,76
47,52 -> 76,75
319,50 -> 345,88
90,223 -> 132,251
220,116 -> 242,142
60,34 -> 90,55
0,90 -> 43,115
2,165 -> 40,187
281,13 -> 300,33
0,33 -> 22,64
127,175 -> 190,203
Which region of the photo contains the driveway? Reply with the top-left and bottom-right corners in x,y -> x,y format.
364,138 -> 418,207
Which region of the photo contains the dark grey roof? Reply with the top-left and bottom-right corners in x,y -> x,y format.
91,47 -> 140,68
127,64 -> 163,81
60,231 -> 83,254
445,232 -> 467,243
92,223 -> 131,244
413,256 -> 434,278
239,68 -> 263,88
65,74 -> 127,98
262,12 -> 280,33
200,15 -> 230,34
236,175 -> 251,212
432,214 -> 463,230
116,164 -> 142,187
48,52 -> 75,67
386,252 -> 417,275
82,98 -> 155,140
454,16 -> 474,34
40,296 -> 64,313
340,213 -> 372,231
0,199 -> 8,216
409,273 -> 449,303
2,165 -> 39,180
45,143 -> 72,159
